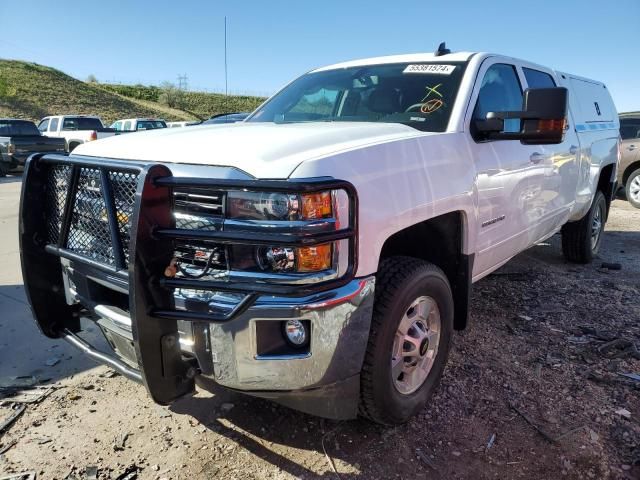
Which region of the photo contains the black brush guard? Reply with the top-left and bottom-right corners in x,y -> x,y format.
19,153 -> 357,405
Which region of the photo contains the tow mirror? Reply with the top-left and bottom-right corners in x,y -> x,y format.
475,87 -> 568,145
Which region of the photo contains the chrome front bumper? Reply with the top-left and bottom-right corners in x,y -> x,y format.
87,276 -> 375,418
204,276 -> 375,391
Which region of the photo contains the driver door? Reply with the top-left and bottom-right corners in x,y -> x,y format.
468,60 -> 542,278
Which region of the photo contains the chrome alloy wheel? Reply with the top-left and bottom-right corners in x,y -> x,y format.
391,296 -> 441,395
591,201 -> 604,250
630,175 -> 640,204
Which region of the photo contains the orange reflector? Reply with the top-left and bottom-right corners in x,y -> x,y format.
301,191 -> 332,219
297,244 -> 332,272
537,119 -> 566,132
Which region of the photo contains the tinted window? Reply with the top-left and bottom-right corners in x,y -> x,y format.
473,63 -> 523,134
523,68 -> 556,88
49,117 -> 59,132
62,117 -> 103,130
136,120 -> 166,130
620,120 -> 640,140
249,62 -> 468,132
38,119 -> 50,132
0,120 -> 40,136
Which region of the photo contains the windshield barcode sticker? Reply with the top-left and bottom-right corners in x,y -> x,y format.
403,64 -> 456,75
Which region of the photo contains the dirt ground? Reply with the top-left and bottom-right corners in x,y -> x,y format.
0,173 -> 638,479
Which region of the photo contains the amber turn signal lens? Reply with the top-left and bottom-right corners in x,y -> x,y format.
301,192 -> 332,219
297,244 -> 332,272
537,119 -> 566,132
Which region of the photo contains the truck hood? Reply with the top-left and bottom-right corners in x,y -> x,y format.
72,122 -> 427,178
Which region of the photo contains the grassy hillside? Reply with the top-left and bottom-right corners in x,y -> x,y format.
0,59 -> 266,125
100,83 -> 266,120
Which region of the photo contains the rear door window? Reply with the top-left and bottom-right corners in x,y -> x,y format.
523,68 -> 556,88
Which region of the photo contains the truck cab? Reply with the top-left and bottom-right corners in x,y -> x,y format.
38,115 -> 116,152
19,49 -> 619,424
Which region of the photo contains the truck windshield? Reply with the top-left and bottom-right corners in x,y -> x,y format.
248,62 -> 467,132
0,120 -> 41,136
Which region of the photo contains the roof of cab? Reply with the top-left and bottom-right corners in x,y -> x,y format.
311,51 -> 477,72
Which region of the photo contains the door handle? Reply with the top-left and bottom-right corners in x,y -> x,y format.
569,145 -> 578,155
629,145 -> 636,151
530,152 -> 545,164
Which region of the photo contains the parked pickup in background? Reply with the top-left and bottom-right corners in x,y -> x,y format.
110,118 -> 167,132
0,118 -> 65,176
38,115 -> 116,152
20,47 -> 620,425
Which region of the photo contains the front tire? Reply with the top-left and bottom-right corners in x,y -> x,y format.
359,257 -> 453,425
0,160 -> 9,177
625,168 -> 640,209
561,190 -> 607,263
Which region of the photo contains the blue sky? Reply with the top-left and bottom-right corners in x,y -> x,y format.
0,0 -> 637,111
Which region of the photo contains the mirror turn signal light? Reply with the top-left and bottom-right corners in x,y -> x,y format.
537,119 -> 566,132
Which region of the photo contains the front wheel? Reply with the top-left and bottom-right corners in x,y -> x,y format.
359,257 -> 453,425
625,168 -> 640,209
0,160 -> 9,177
561,190 -> 607,263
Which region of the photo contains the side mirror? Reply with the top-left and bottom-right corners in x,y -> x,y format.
475,87 -> 568,145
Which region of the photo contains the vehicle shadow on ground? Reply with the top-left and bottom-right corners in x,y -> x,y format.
514,229 -> 640,275
170,377 -> 382,478
0,284 -> 107,385
0,174 -> 23,185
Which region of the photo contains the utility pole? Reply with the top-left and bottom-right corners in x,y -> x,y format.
224,16 -> 228,97
177,74 -> 188,91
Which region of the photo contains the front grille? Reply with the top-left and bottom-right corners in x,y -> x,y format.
174,189 -> 224,231
46,165 -> 139,267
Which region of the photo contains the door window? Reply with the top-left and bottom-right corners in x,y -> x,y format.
472,63 -> 523,136
49,117 -> 59,132
123,121 -> 132,131
523,68 -> 556,88
620,120 -> 640,140
38,119 -> 50,132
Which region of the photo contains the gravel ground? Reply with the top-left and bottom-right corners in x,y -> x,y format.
0,173 -> 638,479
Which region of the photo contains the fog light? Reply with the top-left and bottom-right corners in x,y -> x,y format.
283,319 -> 308,347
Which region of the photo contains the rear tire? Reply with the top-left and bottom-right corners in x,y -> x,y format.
625,168 -> 640,209
561,191 -> 607,263
359,257 -> 453,425
68,142 -> 80,153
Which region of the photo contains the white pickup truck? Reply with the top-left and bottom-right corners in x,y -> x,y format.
20,48 -> 619,425
38,115 -> 116,152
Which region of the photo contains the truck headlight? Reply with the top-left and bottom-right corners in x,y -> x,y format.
172,185 -> 353,280
227,190 -> 334,221
256,243 -> 333,273
228,191 -> 300,220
